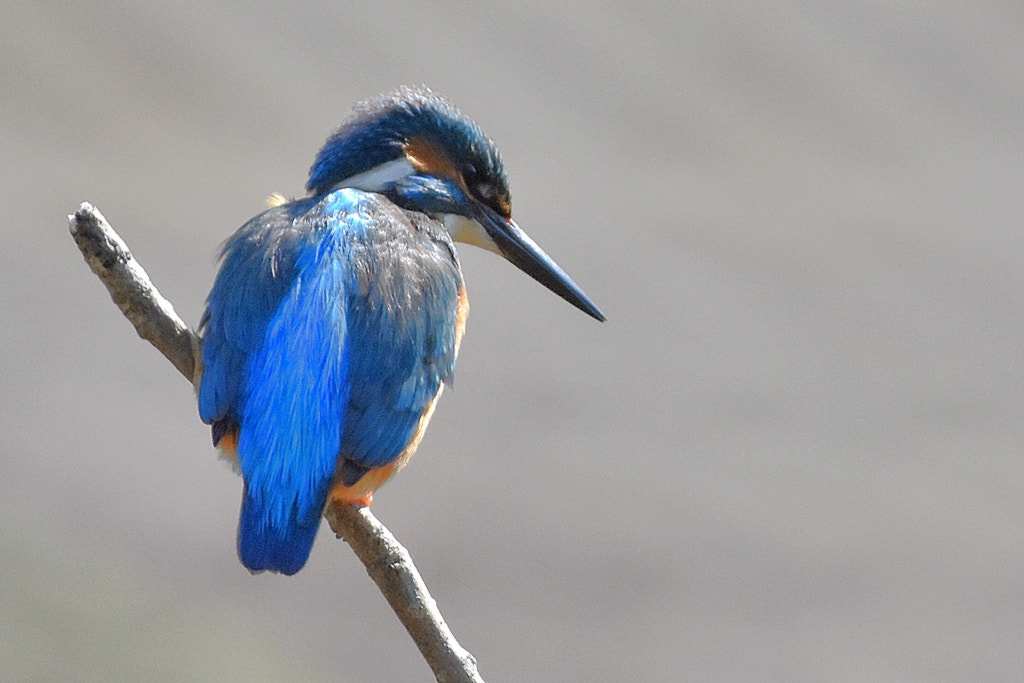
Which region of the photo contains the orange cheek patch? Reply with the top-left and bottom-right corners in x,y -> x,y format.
404,136 -> 461,182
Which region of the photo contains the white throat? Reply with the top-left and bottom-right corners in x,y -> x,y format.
443,214 -> 500,255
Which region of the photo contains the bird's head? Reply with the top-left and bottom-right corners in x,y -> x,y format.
306,86 -> 605,321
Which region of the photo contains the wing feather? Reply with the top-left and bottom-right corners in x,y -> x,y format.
197,190 -> 461,573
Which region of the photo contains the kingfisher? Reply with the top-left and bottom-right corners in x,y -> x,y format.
197,86 -> 604,575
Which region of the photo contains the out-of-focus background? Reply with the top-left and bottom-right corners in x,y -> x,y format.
3,2 -> 1024,680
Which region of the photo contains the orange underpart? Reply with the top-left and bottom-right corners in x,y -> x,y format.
217,430 -> 238,452
455,284 -> 469,352
332,490 -> 374,507
215,428 -> 239,466
328,461 -> 398,507
328,388 -> 445,509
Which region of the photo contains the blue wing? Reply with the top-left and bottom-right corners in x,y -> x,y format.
199,195 -> 352,574
199,198 -> 315,432
337,203 -> 462,476
198,190 -> 461,575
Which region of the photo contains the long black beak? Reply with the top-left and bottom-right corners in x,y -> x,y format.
473,204 -> 606,322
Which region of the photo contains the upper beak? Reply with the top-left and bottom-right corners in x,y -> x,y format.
473,203 -> 606,322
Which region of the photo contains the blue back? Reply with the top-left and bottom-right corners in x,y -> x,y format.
199,189 -> 462,574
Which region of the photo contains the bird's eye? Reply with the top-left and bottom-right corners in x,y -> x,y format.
461,163 -> 511,217
475,183 -> 496,201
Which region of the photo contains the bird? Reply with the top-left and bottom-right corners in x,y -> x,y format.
197,86 -> 604,575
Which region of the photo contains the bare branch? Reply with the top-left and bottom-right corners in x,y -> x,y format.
67,202 -> 485,683
69,203 -> 199,382
326,504 -> 485,683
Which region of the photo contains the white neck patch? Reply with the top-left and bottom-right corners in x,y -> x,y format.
331,157 -> 416,193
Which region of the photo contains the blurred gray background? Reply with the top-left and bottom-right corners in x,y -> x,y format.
3,1 -> 1024,680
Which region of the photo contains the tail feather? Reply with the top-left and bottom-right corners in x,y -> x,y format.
237,491 -> 320,575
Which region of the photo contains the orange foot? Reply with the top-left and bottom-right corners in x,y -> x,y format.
330,489 -> 373,508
